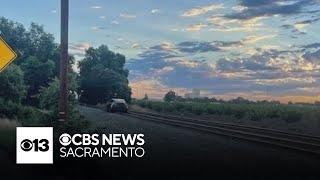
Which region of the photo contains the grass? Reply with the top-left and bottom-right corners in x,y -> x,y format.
0,99 -> 53,126
0,118 -> 19,152
133,100 -> 320,123
0,99 -> 90,154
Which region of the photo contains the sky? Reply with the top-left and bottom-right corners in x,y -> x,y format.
1,0 -> 320,103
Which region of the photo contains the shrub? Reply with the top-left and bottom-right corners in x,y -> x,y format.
132,100 -> 313,123
0,98 -> 51,126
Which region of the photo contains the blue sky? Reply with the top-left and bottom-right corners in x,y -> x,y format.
2,0 -> 320,102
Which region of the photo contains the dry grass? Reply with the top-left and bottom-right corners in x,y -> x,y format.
0,118 -> 20,151
0,118 -> 20,129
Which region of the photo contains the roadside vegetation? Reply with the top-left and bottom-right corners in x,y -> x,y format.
0,17 -> 131,151
78,45 -> 131,105
134,91 -> 320,123
0,17 -> 86,151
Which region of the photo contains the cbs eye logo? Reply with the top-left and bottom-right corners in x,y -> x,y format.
20,139 -> 49,152
16,127 -> 53,164
59,133 -> 72,146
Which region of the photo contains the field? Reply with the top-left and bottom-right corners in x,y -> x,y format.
133,100 -> 320,135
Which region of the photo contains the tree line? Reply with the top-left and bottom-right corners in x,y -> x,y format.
162,90 -> 320,106
0,17 -> 131,122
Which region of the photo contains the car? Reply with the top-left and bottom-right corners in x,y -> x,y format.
106,98 -> 129,113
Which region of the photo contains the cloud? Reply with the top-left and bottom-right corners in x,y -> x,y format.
111,20 -> 120,25
151,9 -> 161,14
90,26 -> 106,31
131,43 -> 140,49
184,23 -> 207,32
154,66 -> 174,75
207,15 -> 267,32
99,16 -> 106,19
232,5 -> 248,12
282,17 -> 320,33
217,48 -> 320,74
216,57 -> 274,72
225,0 -> 316,20
174,35 -> 274,53
241,35 -> 276,44
301,43 -> 320,49
120,13 -> 137,19
130,79 -> 188,99
181,4 -> 224,17
149,42 -> 177,52
296,17 -> 320,25
90,6 -> 102,9
69,42 -> 90,57
51,10 -> 57,13
302,49 -> 320,64
127,41 -> 320,102
145,40 -> 242,54
177,41 -> 220,53
280,16 -> 320,36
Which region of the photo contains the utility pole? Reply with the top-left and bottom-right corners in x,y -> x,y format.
59,0 -> 69,121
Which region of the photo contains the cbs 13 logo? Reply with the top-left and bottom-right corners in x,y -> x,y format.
20,138 -> 50,152
16,127 -> 53,164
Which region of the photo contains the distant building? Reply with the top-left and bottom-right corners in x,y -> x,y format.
185,88 -> 201,99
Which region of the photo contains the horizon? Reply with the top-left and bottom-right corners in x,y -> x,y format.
2,0 -> 320,103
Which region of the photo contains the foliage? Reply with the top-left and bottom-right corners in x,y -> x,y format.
79,45 -> 131,105
0,17 -> 59,106
0,98 -> 52,126
38,72 -> 79,111
143,94 -> 149,100
0,17 -> 87,127
38,78 -> 60,111
0,64 -> 27,103
133,100 -> 320,123
164,91 -> 176,102
21,56 -> 55,105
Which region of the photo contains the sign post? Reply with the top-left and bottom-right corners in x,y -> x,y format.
0,36 -> 17,72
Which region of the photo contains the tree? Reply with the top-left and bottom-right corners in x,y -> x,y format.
21,56 -> 55,105
0,17 -> 84,124
0,64 -> 27,103
0,17 -> 60,106
229,97 -> 250,104
143,94 -> 148,100
38,78 -> 60,111
38,73 -> 78,112
79,45 -> 131,105
164,91 -> 176,102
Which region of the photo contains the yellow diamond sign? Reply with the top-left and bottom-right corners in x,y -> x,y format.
0,36 -> 17,72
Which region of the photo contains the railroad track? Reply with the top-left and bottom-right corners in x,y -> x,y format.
126,110 -> 320,155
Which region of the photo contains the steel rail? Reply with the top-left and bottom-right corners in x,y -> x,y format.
126,111 -> 320,155
129,111 -> 320,144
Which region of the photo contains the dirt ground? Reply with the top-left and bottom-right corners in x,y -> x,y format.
0,106 -> 319,179
76,106 -> 320,179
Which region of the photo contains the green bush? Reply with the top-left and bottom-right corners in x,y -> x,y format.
133,100 -> 317,123
0,98 -> 52,126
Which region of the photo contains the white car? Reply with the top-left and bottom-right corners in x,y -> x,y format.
106,98 -> 129,113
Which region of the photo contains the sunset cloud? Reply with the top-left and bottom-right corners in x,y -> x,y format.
10,0 -> 320,103
185,23 -> 207,32
181,4 -> 224,17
